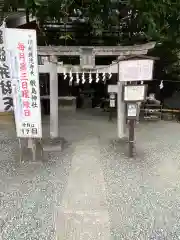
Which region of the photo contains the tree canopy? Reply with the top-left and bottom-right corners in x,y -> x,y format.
3,0 -> 180,45
3,0 -> 180,84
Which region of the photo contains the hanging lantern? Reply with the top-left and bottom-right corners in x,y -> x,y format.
76,72 -> 80,84
159,80 -> 164,89
82,72 -> 85,84
96,70 -> 99,83
89,71 -> 92,83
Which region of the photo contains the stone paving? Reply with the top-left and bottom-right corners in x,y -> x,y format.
1,109 -> 180,239
55,138 -> 110,239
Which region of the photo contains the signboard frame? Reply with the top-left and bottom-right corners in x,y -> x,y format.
119,59 -> 154,82
123,84 -> 147,102
108,84 -> 118,93
127,102 -> 138,120
109,92 -> 116,108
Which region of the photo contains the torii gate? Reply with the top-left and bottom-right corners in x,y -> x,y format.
37,43 -> 156,139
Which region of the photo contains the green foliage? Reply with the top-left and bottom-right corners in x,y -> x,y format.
128,0 -> 180,82
131,0 -> 180,42
4,0 -> 180,44
3,0 -> 180,81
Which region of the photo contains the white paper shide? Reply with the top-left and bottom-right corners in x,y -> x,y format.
6,28 -> 42,138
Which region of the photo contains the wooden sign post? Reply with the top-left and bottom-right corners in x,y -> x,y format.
126,102 -> 138,157
123,84 -> 147,157
118,56 -> 155,157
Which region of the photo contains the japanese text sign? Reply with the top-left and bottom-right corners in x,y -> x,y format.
5,28 -> 42,138
119,59 -> 154,82
0,25 -> 13,112
123,85 -> 146,102
127,103 -> 138,119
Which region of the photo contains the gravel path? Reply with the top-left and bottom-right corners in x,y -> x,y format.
100,120 -> 180,239
0,126 -> 73,240
1,109 -> 180,239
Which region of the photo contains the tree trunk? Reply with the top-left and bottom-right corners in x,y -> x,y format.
26,8 -> 29,23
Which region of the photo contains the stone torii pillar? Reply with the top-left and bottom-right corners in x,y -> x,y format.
117,61 -> 126,139
49,56 -> 59,138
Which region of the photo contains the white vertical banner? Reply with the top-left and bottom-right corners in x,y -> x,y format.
5,28 -> 42,138
0,25 -> 13,112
